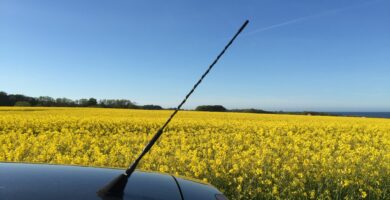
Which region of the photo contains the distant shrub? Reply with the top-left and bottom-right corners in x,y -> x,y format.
230,108 -> 272,114
14,101 -> 31,107
195,105 -> 226,112
141,105 -> 163,110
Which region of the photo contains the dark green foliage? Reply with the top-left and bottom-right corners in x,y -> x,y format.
56,98 -> 75,107
0,92 -> 11,106
7,94 -> 37,106
0,91 -> 140,109
141,105 -> 162,110
87,98 -> 97,107
36,96 -> 56,106
230,108 -> 272,114
99,99 -> 137,109
76,99 -> 89,107
195,105 -> 227,112
14,101 -> 31,107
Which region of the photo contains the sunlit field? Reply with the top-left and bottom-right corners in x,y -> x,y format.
0,107 -> 389,199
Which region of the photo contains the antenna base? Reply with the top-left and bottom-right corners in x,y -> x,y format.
97,173 -> 128,198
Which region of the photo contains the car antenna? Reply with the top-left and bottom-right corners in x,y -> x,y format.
97,20 -> 249,198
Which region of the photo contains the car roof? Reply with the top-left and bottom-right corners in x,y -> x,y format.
0,162 -> 223,200
1,162 -> 181,200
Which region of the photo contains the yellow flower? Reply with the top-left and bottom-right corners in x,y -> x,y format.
360,189 -> 367,199
0,107 -> 389,200
272,185 -> 278,195
309,190 -> 315,199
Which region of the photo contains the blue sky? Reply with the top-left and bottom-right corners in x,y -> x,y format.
1,0 -> 389,111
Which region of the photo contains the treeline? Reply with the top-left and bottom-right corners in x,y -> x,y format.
230,108 -> 273,114
195,105 -> 273,114
0,91 -> 162,110
1,91 -> 335,116
194,105 -> 335,116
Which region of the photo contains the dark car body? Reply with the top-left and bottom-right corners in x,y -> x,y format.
0,162 -> 227,200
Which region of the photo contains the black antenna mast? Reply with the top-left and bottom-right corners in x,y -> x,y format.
97,20 -> 249,198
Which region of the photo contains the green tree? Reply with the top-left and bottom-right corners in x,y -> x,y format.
0,91 -> 11,106
195,105 -> 227,112
14,101 -> 31,107
87,98 -> 97,107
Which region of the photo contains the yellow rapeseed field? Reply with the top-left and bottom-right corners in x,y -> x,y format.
0,107 -> 389,199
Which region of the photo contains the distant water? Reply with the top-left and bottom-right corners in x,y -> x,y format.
330,112 -> 390,119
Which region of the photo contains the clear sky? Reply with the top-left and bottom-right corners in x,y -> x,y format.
1,0 -> 389,111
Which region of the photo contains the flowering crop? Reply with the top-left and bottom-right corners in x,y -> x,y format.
0,107 -> 389,199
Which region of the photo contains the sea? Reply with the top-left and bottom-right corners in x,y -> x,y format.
329,112 -> 390,119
